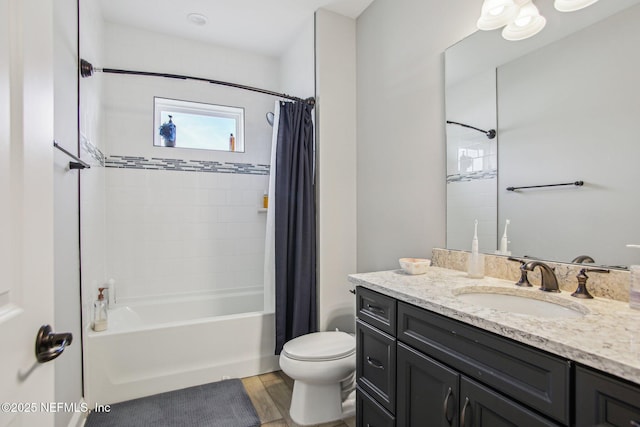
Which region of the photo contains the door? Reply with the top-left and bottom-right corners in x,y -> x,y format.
357,386 -> 395,427
575,366 -> 640,427
0,0 -> 56,426
396,343 -> 459,427
459,377 -> 560,427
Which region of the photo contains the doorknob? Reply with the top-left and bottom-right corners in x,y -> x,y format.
35,325 -> 72,363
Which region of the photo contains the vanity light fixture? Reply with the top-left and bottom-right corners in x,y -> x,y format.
477,0 -> 600,40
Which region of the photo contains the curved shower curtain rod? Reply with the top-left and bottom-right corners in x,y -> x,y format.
80,59 -> 316,106
446,120 -> 496,139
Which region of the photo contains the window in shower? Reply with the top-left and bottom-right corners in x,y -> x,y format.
153,97 -> 245,152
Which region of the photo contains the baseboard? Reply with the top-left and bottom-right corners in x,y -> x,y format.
67,399 -> 88,427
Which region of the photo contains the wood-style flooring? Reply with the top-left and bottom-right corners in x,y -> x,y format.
242,371 -> 356,427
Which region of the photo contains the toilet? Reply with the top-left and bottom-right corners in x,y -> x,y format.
279,331 -> 356,425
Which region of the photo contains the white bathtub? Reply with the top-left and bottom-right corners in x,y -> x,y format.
84,290 -> 279,406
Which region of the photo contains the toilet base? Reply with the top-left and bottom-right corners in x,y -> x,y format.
289,382 -> 355,425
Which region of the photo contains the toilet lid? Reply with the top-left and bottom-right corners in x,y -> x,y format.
282,331 -> 355,362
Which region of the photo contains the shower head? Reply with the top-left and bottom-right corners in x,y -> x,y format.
80,59 -> 97,78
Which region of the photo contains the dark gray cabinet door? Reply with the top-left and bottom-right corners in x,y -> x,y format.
397,342 -> 459,427
356,319 -> 397,413
575,365 -> 640,427
459,376 -> 561,427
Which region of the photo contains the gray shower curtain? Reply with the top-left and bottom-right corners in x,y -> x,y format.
274,100 -> 316,354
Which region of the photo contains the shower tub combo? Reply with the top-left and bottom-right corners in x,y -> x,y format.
84,289 -> 278,406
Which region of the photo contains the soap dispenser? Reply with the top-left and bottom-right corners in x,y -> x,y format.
626,244 -> 640,310
93,288 -> 108,332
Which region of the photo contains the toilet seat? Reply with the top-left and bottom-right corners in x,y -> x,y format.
282,331 -> 355,362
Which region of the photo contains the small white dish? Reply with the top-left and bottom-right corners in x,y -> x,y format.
399,258 -> 431,275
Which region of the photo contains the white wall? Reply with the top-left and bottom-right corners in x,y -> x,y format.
280,16 -> 315,99
356,0 -> 479,272
315,9 -> 357,332
53,0 -> 82,424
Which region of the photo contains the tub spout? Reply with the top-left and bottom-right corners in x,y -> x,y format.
523,261 -> 560,292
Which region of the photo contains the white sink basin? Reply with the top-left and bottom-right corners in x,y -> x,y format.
454,287 -> 588,318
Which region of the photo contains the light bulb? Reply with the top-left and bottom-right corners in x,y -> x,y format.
477,0 -> 519,30
514,15 -> 532,26
502,1 -> 546,41
554,0 -> 600,12
489,5 -> 506,16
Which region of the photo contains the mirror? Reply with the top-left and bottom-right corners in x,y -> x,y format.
445,0 -> 640,269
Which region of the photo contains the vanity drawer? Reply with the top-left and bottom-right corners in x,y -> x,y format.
356,319 -> 396,413
397,302 -> 570,425
356,386 -> 395,427
357,287 -> 396,336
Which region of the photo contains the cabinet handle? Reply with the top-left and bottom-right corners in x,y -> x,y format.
366,303 -> 385,315
443,386 -> 454,425
366,356 -> 385,369
461,397 -> 472,427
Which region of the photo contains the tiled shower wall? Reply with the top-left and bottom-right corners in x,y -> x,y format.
105,166 -> 268,303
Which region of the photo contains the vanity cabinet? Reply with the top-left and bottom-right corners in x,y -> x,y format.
356,286 -> 640,427
356,287 -> 568,427
575,365 -> 640,426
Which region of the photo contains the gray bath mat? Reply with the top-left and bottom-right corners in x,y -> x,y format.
84,378 -> 260,427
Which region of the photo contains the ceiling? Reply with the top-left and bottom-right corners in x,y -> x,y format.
97,0 -> 374,57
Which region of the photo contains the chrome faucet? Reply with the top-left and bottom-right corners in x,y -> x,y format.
523,261 -> 560,292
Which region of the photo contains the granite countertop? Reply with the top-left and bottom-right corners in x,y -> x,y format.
348,267 -> 640,384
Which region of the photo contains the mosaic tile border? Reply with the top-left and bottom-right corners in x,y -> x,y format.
105,155 -> 270,175
80,133 -> 105,166
447,169 -> 497,183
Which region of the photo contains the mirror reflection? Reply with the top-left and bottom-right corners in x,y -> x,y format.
446,0 -> 640,268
